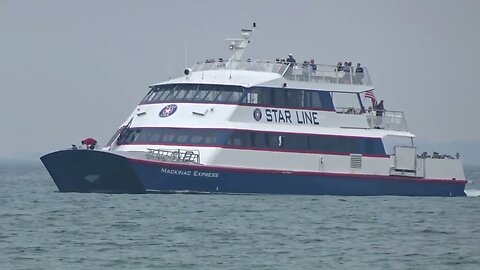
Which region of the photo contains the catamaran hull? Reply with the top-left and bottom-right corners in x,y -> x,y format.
41,150 -> 467,196
41,150 -> 145,193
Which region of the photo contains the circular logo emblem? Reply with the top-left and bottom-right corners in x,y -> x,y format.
253,108 -> 262,121
159,104 -> 178,118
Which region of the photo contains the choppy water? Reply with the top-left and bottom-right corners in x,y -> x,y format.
1,162 -> 479,270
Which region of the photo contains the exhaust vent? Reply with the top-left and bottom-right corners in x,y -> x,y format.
350,154 -> 362,169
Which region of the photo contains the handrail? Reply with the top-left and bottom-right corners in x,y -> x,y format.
335,107 -> 408,131
146,148 -> 200,164
190,59 -> 372,86
365,110 -> 408,131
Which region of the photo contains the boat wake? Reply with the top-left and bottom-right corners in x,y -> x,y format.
465,189 -> 480,197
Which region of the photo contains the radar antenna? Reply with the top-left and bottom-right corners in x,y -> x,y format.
226,22 -> 256,66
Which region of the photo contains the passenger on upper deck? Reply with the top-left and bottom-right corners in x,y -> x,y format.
354,63 -> 364,85
336,62 -> 343,71
286,53 -> 296,66
355,63 -> 363,73
301,60 -> 309,81
375,100 -> 385,116
285,53 -> 296,78
310,59 -> 317,72
308,59 -> 317,81
342,62 -> 352,83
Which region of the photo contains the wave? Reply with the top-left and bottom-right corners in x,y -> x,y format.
465,189 -> 480,197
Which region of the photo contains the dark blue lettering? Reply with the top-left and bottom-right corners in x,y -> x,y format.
271,109 -> 278,122
312,112 -> 319,125
278,110 -> 285,122
266,109 -> 272,122
304,112 -> 312,124
296,111 -> 303,124
285,111 -> 292,123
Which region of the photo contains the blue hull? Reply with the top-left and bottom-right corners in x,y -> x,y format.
41,150 -> 467,196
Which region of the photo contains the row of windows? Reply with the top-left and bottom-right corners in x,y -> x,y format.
117,127 -> 385,155
140,84 -> 335,110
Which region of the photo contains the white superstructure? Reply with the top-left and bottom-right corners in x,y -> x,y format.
104,23 -> 466,183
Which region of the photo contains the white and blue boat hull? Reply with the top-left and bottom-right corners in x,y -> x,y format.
41,150 -> 467,196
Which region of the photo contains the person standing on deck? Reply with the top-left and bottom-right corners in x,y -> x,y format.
286,53 -> 296,66
285,53 -> 297,78
375,100 -> 385,116
354,63 -> 364,84
81,138 -> 97,150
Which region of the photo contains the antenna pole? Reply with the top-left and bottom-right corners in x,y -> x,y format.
184,38 -> 188,69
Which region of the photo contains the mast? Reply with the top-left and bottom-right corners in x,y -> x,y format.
226,22 -> 256,67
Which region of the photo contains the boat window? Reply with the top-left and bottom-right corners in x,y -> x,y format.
272,89 -> 287,107
242,87 -> 334,110
227,131 -> 251,147
162,133 -> 175,142
246,92 -> 258,104
147,91 -> 160,102
205,135 -> 218,144
265,133 -> 281,148
140,84 -> 334,110
250,132 -> 268,148
136,128 -> 154,142
229,91 -> 244,103
105,127 -> 124,147
164,85 -> 180,101
216,89 -> 234,102
117,127 -> 385,155
284,133 -> 308,149
141,89 -> 154,103
198,85 -> 220,102
285,89 -> 303,107
182,84 -> 200,100
331,92 -> 363,113
311,92 -> 322,108
176,134 -> 189,143
123,128 -> 141,143
152,85 -> 175,102
142,84 -> 245,104
171,85 -> 190,100
190,135 -> 203,144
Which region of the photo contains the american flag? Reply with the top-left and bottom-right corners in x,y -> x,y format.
364,90 -> 377,106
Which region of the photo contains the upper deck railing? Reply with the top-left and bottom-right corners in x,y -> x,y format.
191,59 -> 373,86
336,107 -> 408,131
366,111 -> 407,131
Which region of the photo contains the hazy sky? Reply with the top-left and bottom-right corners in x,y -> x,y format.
1,0 -> 479,160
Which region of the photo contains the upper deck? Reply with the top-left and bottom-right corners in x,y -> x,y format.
191,59 -> 373,86
145,24 -> 407,134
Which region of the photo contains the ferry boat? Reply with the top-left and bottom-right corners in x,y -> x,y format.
41,24 -> 468,196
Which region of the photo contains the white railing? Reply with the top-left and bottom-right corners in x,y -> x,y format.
146,148 -> 200,164
191,59 -> 288,74
336,107 -> 364,115
286,64 -> 372,86
190,59 -> 372,86
365,110 -> 408,131
336,107 -> 408,131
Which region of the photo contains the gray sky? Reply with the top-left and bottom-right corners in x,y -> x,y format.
1,0 -> 479,161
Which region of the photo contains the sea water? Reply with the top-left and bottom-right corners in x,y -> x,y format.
0,162 -> 479,270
